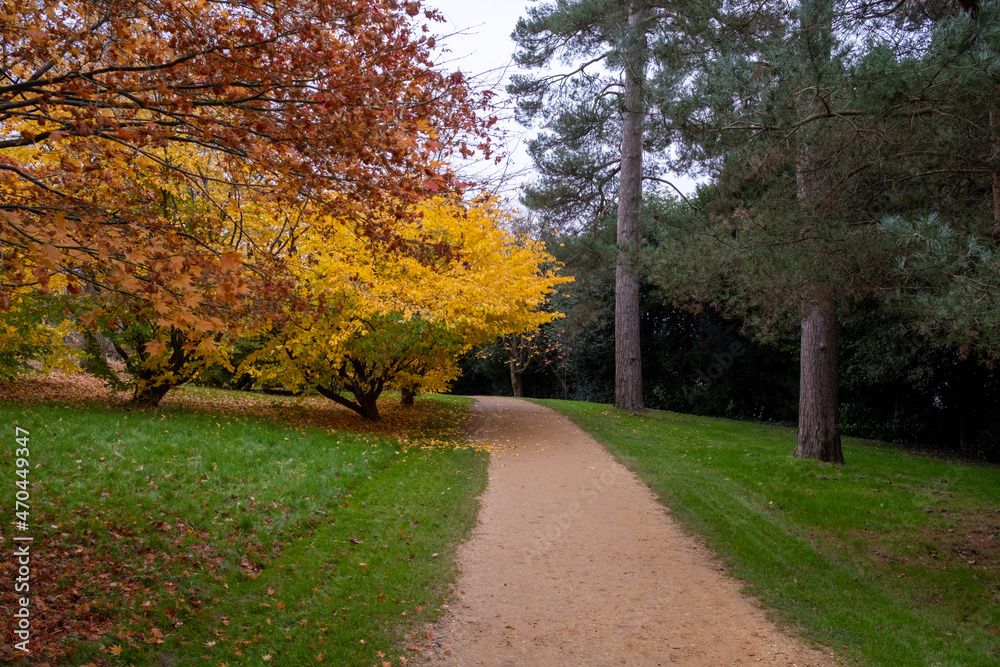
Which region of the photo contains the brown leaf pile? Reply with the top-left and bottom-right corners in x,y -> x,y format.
0,369 -> 468,439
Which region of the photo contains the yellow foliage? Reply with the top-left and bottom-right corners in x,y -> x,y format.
252,194 -> 572,417
0,290 -> 78,380
315,194 -> 569,336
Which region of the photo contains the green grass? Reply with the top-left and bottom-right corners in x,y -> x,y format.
0,394 -> 487,666
532,399 -> 1000,667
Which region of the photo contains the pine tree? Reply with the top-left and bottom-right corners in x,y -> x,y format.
650,0 -> 992,462
510,0 -> 701,410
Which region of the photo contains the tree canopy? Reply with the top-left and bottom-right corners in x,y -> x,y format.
1,0 -> 492,330
248,195 -> 571,420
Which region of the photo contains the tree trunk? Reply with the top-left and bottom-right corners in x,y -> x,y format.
316,383 -> 382,421
510,358 -> 524,397
355,393 -> 381,421
793,129 -> 840,461
505,333 -> 536,397
233,374 -> 255,391
401,385 -> 417,406
555,369 -> 569,400
793,296 -> 844,463
792,0 -> 839,461
128,381 -> 173,408
614,0 -> 646,412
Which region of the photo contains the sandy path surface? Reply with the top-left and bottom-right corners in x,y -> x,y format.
420,397 -> 839,666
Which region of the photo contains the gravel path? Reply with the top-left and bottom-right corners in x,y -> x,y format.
420,397 -> 840,666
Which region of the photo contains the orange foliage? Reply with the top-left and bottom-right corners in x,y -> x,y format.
0,0 -> 492,329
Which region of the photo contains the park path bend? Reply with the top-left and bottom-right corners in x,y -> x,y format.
420,397 -> 837,666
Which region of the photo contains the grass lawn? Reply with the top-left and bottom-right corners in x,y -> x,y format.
0,388 -> 487,666
533,399 -> 1000,667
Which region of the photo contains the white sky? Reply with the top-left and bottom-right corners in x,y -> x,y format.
424,0 -> 700,205
426,0 -> 538,200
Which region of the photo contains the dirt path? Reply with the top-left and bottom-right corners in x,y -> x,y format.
420,397 -> 839,666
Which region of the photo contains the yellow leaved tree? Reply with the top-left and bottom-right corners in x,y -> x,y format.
0,286 -> 77,381
248,195 -> 572,420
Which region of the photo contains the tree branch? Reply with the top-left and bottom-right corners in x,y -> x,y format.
642,175 -> 700,211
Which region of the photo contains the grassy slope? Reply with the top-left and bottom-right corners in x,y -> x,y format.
534,399 -> 1000,667
0,393 -> 487,666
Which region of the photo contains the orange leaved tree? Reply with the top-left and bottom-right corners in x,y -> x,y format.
1,0 -> 491,333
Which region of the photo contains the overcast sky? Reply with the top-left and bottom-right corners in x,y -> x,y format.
424,0 -> 537,199
424,1 -> 699,203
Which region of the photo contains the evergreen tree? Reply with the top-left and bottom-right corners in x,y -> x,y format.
879,1 -> 1000,342
510,0 -> 703,410
650,0 -> 992,462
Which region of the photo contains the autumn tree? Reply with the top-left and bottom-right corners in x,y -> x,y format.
0,284 -> 76,380
1,0 -> 491,334
43,141 -> 316,405
72,271 -> 239,406
249,196 -> 571,421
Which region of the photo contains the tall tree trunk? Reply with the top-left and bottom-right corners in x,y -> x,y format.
791,0 -> 841,461
794,138 -> 843,462
793,296 -> 844,462
401,384 -> 417,406
614,0 -> 646,411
